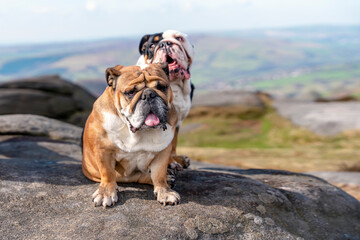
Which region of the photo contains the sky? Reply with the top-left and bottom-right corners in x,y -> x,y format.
0,0 -> 359,45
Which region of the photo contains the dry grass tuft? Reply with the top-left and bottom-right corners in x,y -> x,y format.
338,162 -> 360,172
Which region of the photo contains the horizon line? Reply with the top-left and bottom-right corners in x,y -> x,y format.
0,23 -> 359,47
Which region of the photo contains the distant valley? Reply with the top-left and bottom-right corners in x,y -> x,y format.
1,26 -> 359,99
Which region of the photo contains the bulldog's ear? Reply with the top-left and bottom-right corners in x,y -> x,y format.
105,65 -> 123,88
159,62 -> 169,79
139,34 -> 150,55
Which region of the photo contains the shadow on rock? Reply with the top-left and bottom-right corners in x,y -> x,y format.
0,136 -> 92,186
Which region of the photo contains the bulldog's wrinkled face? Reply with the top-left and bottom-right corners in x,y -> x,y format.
139,30 -> 194,81
105,63 -> 172,133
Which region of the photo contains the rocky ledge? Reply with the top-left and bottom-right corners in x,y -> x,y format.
273,100 -> 360,136
0,115 -> 359,240
0,75 -> 96,127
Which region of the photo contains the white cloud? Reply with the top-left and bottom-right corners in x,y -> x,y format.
237,0 -> 251,4
85,1 -> 97,12
182,1 -> 192,11
32,7 -> 52,14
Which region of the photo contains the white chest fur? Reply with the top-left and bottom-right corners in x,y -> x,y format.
170,79 -> 192,127
116,151 -> 156,174
102,112 -> 174,153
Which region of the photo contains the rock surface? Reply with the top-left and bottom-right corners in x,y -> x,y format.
0,114 -> 82,142
309,172 -> 360,201
0,119 -> 359,240
0,75 -> 96,127
273,100 -> 360,136
309,172 -> 360,186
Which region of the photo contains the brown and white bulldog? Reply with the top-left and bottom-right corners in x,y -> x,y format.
82,63 -> 180,207
137,30 -> 194,170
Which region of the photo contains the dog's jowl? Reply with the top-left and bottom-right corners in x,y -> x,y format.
82,63 -> 180,207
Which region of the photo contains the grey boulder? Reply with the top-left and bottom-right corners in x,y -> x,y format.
0,75 -> 96,127
0,129 -> 359,239
0,114 -> 82,142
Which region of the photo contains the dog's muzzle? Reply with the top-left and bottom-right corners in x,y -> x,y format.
142,89 -> 161,127
155,42 -> 191,81
159,41 -> 173,48
126,88 -> 168,133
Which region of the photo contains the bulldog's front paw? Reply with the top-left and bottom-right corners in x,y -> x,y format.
154,187 -> 180,206
173,155 -> 191,169
92,183 -> 118,208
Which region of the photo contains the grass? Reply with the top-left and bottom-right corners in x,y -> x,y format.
351,91 -> 360,100
252,64 -> 360,90
178,106 -> 360,172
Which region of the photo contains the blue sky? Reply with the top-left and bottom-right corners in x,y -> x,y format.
0,0 -> 359,45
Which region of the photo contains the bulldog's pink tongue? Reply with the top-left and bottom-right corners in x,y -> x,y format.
184,69 -> 191,79
145,113 -> 160,127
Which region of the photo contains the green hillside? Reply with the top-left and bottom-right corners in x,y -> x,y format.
0,26 -> 359,98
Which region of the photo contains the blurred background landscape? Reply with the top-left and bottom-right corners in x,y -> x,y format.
1,26 -> 360,100
0,0 -> 359,200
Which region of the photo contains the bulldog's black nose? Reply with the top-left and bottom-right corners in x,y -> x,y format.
159,41 -> 173,48
142,89 -> 157,101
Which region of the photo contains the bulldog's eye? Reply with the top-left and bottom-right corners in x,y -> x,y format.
156,84 -> 168,93
176,36 -> 183,42
125,90 -> 136,98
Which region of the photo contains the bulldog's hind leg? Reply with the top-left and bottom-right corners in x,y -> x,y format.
151,144 -> 180,205
168,126 -> 191,171
92,151 -> 119,208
